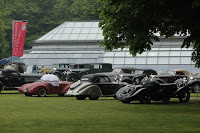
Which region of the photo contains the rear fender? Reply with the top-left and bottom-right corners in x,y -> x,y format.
78,85 -> 102,96
62,84 -> 72,94
174,86 -> 189,96
31,85 -> 48,94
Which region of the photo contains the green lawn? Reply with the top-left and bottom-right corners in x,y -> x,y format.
0,92 -> 200,133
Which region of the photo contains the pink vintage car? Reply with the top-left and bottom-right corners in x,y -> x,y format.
19,74 -> 72,97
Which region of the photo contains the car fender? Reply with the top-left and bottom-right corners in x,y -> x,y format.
174,86 -> 190,96
30,85 -> 48,94
62,84 -> 72,94
68,72 -> 79,78
187,80 -> 200,87
78,85 -> 102,96
122,77 -> 133,84
130,88 -> 147,97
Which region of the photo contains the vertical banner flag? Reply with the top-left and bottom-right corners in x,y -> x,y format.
12,20 -> 28,57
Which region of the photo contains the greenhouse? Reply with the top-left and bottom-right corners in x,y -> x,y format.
21,21 -> 199,73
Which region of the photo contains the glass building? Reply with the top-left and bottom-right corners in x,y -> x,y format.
21,21 -> 199,73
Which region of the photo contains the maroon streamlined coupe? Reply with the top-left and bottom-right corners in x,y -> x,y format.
19,74 -> 73,97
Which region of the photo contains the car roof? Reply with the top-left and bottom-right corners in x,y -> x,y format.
168,69 -> 190,76
114,67 -> 137,70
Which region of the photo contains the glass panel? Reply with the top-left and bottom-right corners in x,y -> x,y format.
51,34 -> 61,40
87,34 -> 97,40
136,58 -> 146,64
180,57 -> 191,64
71,28 -> 81,33
125,58 -> 135,64
78,34 -> 88,40
66,22 -> 74,27
158,57 -> 169,64
115,52 -> 125,56
74,22 -> 83,27
170,51 -> 181,56
83,22 -> 92,27
81,28 -> 90,33
159,51 -> 170,56
148,52 -> 158,56
57,28 -> 64,33
181,51 -> 192,56
103,58 -> 114,64
104,52 -> 114,57
114,58 -> 124,64
96,34 -> 104,40
92,22 -> 99,27
44,34 -> 54,40
136,52 -> 147,56
69,34 -> 79,40
147,58 -> 158,64
169,57 -> 180,64
90,28 -> 99,33
60,34 -> 70,40
63,28 -> 73,33
125,52 -> 133,57
98,29 -> 103,34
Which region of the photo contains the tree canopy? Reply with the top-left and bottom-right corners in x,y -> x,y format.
98,0 -> 200,67
0,0 -> 101,59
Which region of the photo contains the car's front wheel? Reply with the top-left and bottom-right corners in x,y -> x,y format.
76,95 -> 87,100
122,99 -> 131,104
178,89 -> 190,103
68,75 -> 78,82
138,91 -> 151,104
38,88 -> 47,97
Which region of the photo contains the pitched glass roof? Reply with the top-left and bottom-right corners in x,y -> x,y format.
37,21 -> 103,42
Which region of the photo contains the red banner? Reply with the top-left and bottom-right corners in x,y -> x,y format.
12,21 -> 28,57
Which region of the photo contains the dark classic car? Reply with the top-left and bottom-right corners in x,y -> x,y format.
48,68 -> 70,80
65,63 -> 113,82
101,67 -> 137,83
116,77 -> 190,104
19,74 -> 72,97
65,74 -> 127,100
151,69 -> 200,92
0,69 -> 42,92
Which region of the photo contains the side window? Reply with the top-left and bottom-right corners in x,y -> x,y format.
100,77 -> 110,83
176,71 -> 185,75
94,65 -> 99,69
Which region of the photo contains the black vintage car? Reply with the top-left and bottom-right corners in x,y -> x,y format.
116,77 -> 190,104
65,63 -> 113,82
65,74 -> 127,100
0,69 -> 42,92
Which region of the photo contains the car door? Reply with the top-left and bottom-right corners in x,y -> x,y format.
96,76 -> 118,96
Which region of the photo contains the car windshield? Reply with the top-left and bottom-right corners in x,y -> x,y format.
168,71 -> 176,75
134,70 -> 144,74
112,69 -> 133,74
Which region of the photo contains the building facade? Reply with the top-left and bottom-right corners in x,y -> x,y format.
21,21 -> 199,73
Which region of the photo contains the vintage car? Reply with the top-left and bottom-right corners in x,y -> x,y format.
65,63 -> 113,82
0,69 -> 42,92
116,77 -> 190,104
152,69 -> 200,93
101,67 -> 138,83
65,74 -> 127,100
48,68 -> 71,80
19,74 -> 73,97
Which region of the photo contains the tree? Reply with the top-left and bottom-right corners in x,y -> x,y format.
98,0 -> 200,67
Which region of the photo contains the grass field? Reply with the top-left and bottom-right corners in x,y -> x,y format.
0,91 -> 200,133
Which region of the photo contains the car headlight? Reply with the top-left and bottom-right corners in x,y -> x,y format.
118,75 -> 123,81
23,88 -> 28,92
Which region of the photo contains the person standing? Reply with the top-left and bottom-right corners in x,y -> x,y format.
32,63 -> 39,74
4,62 -> 13,69
39,65 -> 46,75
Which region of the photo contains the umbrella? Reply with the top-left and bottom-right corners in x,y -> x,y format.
12,60 -> 25,65
0,56 -> 19,66
40,74 -> 60,86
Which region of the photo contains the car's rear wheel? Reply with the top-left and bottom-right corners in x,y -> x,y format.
58,94 -> 64,97
89,89 -> 100,100
178,89 -> 190,103
38,88 -> 47,97
133,78 -> 140,85
139,91 -> 151,104
25,93 -> 32,96
76,95 -> 87,100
